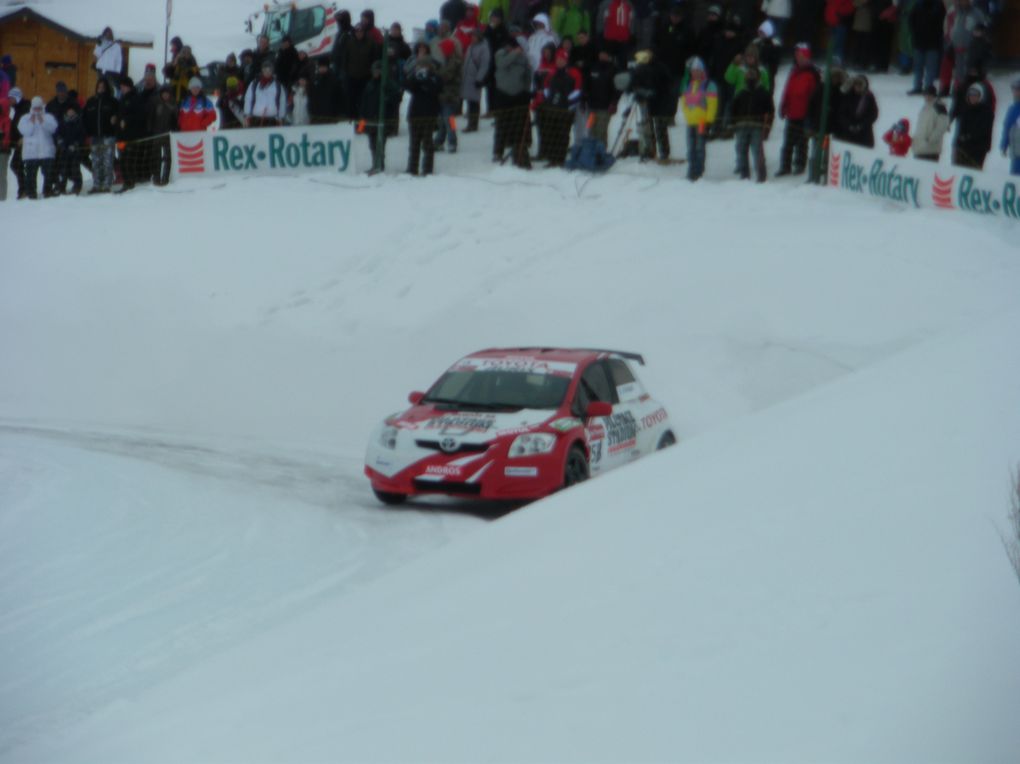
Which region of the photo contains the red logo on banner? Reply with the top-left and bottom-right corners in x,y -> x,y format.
176,140 -> 205,174
932,174 -> 955,209
828,152 -> 841,187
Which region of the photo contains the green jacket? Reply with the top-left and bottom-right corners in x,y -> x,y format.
479,0 -> 510,23
724,62 -> 771,95
556,7 -> 591,40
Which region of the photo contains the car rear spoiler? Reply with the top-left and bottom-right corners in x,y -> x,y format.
485,347 -> 646,365
584,349 -> 645,365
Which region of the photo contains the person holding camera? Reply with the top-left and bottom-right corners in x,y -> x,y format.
16,96 -> 58,199
93,27 -> 123,97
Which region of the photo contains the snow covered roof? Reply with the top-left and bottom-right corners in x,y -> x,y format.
0,0 -> 154,46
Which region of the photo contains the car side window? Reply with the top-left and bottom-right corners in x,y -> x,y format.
575,361 -> 616,411
608,359 -> 640,402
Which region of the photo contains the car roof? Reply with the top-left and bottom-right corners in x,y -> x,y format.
466,347 -> 645,366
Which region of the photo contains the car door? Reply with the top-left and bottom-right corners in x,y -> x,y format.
571,361 -> 619,474
608,358 -> 666,457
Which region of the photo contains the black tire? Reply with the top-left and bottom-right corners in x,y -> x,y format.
373,488 -> 408,505
563,445 -> 590,489
657,431 -> 677,450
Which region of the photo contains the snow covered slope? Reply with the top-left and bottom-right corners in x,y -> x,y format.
2,1 -> 1020,761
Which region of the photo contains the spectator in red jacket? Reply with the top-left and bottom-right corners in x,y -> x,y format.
882,118 -> 912,156
777,42 -> 819,176
825,0 -> 855,63
177,77 -> 217,131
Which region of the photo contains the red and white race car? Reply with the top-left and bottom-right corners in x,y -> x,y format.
364,348 -> 676,504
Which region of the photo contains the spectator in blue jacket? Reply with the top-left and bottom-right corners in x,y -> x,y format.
1001,78 -> 1020,176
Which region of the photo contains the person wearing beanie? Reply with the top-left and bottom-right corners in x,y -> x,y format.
680,56 -> 718,181
776,42 -> 819,175
169,44 -> 200,103
731,65 -> 774,182
598,0 -> 634,69
537,46 -> 582,166
341,23 -> 380,121
912,85 -> 949,161
493,34 -> 532,167
0,87 -> 11,200
1000,78 -> 1020,176
309,58 -> 342,124
953,82 -> 993,169
117,76 -> 147,191
404,42 -> 442,175
434,36 -> 463,153
83,79 -> 118,192
178,75 -> 216,132
218,74 -> 247,129
147,85 -> 177,185
16,96 -> 58,198
462,27 -> 491,133
835,73 -> 879,148
359,56 -> 400,171
244,60 -> 287,126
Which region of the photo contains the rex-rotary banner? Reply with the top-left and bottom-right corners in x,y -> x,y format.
828,139 -> 1019,222
171,123 -> 358,179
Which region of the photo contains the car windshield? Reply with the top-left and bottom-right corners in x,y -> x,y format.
423,370 -> 570,411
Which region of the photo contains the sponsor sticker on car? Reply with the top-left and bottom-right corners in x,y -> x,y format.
504,466 -> 539,478
451,356 -> 577,377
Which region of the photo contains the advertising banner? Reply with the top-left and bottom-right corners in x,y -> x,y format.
828,139 -> 1019,222
171,123 -> 358,179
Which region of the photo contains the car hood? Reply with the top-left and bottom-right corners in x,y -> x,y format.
386,406 -> 562,443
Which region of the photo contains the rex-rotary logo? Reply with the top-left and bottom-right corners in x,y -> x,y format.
175,140 -> 205,174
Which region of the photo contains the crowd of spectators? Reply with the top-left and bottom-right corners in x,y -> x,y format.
0,0 -> 1017,197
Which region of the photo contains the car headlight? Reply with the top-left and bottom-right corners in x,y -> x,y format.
509,432 -> 556,458
379,426 -> 398,450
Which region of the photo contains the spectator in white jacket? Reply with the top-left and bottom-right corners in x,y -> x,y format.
93,27 -> 123,96
244,60 -> 288,126
912,85 -> 950,161
526,13 -> 559,75
17,96 -> 58,198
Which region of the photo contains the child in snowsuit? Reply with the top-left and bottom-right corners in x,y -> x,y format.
680,56 -> 717,181
882,119 -> 912,156
55,102 -> 85,194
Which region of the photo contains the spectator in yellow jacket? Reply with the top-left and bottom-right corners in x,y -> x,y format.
680,56 -> 717,180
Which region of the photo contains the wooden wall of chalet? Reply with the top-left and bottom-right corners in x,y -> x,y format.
993,0 -> 1020,60
0,14 -> 127,101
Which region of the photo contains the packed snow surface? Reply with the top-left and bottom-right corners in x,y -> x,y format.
2,1 -> 1020,762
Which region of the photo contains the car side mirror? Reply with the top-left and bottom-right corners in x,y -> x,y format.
408,391 -> 425,405
586,401 -> 613,419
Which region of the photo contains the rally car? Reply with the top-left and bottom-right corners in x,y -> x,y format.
364,348 -> 676,504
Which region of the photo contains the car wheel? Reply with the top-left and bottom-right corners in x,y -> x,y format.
657,431 -> 677,450
373,489 -> 408,505
563,446 -> 590,489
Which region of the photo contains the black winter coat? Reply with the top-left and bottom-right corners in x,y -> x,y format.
654,17 -> 694,78
584,58 -> 617,111
731,83 -> 775,127
310,70 -> 343,119
630,61 -> 675,117
147,97 -> 178,133
117,90 -> 149,141
84,91 -> 118,139
954,100 -> 994,159
405,65 -> 442,119
56,113 -> 86,147
275,46 -> 301,87
344,36 -> 380,81
835,91 -> 879,147
909,0 -> 945,51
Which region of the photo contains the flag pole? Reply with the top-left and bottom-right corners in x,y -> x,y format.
163,0 -> 173,75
